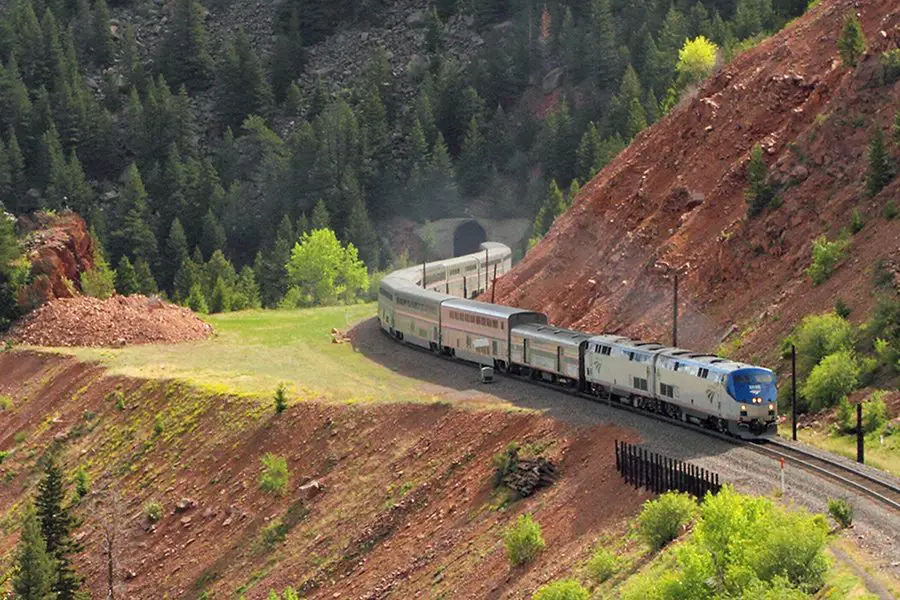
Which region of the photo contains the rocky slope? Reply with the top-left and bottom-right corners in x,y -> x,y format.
0,351 -> 646,599
493,0 -> 900,365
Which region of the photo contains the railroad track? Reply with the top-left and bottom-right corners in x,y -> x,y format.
381,328 -> 900,513
749,438 -> 900,512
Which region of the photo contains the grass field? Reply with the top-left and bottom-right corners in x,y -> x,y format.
53,304 -> 432,404
796,427 -> 900,478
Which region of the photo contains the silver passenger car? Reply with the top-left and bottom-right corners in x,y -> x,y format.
440,298 -> 547,367
509,324 -> 589,384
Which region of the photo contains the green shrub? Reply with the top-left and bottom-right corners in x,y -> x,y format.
0,450 -> 9,464
261,520 -> 288,548
884,200 -> 898,220
153,413 -> 164,436
792,312 -> 854,376
144,501 -> 163,523
833,299 -> 851,319
531,579 -> 589,600
503,513 -> 545,565
492,442 -> 520,488
828,498 -> 853,529
874,337 -> 899,370
74,467 -> 90,499
849,209 -> 864,234
80,261 -> 116,299
585,546 -> 618,583
0,395 -> 10,410
806,235 -> 849,286
637,491 -> 698,550
802,350 -> 859,411
880,49 -> 900,84
273,383 -> 288,414
259,453 -> 290,496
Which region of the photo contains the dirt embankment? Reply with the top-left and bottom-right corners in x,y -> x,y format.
0,351 -> 647,599
493,0 -> 900,365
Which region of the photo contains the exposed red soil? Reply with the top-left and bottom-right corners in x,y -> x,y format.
0,351 -> 649,599
16,211 -> 96,308
6,295 -> 213,347
493,0 -> 900,369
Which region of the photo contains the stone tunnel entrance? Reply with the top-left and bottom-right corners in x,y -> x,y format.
453,220 -> 487,256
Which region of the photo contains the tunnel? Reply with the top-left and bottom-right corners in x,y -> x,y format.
453,220 -> 487,256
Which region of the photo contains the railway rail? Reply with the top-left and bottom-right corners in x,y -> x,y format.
385,328 -> 900,513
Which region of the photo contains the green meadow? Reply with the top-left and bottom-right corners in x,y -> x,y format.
51,304 -> 431,403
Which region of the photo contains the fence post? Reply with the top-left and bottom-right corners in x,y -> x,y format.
615,440 -> 620,472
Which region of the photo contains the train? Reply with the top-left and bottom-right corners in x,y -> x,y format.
378,242 -> 777,439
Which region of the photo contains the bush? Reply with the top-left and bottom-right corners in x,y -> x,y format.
144,501 -> 163,523
880,49 -> 900,84
74,467 -> 90,499
833,299 -> 851,319
849,209 -> 863,234
884,200 -> 898,220
637,491 -> 697,550
80,261 -> 116,299
828,498 -> 853,528
503,514 -> 545,565
274,383 -> 288,414
585,546 -> 618,583
153,413 -> 164,436
531,579 -> 589,600
259,453 -> 290,495
492,442 -> 520,488
792,312 -> 854,376
806,235 -> 849,286
802,350 -> 859,411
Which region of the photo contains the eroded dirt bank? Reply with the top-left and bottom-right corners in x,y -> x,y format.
0,351 -> 647,599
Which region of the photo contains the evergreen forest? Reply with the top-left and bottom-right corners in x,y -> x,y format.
0,0 -> 809,314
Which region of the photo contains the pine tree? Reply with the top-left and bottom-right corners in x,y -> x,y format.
625,97 -> 648,140
217,28 -> 273,130
12,504 -> 56,600
644,89 -> 661,124
838,11 -> 866,69
745,143 -> 773,216
116,254 -> 138,295
232,265 -> 261,310
576,121 -> 603,180
65,150 -> 93,215
893,110 -> 900,147
311,198 -> 330,230
134,258 -> 158,295
199,209 -> 226,258
173,257 -> 201,302
342,179 -> 378,268
866,126 -> 893,197
164,217 -> 189,290
114,163 -> 158,264
36,453 -> 83,600
185,281 -> 208,313
0,138 -> 10,201
458,115 -> 488,196
309,75 -> 329,118
358,84 -> 388,158
286,82 -> 303,115
427,131 -> 457,217
122,23 -> 143,90
425,5 -> 443,54
590,0 -> 619,85
208,276 -> 231,313
530,179 -> 566,246
93,0 -> 114,67
270,6 -> 305,102
158,0 -> 215,92
172,85 -> 198,158
42,125 -> 69,208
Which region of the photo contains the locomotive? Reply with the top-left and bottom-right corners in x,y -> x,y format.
378,242 -> 777,439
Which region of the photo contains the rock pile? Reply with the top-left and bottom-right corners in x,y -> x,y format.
7,295 -> 213,347
500,457 -> 558,498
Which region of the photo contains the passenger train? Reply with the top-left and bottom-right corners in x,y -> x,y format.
378,242 -> 777,439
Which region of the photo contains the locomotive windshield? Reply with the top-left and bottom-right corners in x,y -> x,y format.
726,368 -> 777,403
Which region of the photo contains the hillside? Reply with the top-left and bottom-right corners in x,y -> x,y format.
493,0 -> 900,368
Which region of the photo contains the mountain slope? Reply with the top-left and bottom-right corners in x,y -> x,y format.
493,0 -> 900,364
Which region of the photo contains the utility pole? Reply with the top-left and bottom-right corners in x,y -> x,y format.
857,402 -> 864,464
791,344 -> 797,441
672,273 -> 679,347
484,248 -> 489,291
491,264 -> 498,303
422,249 -> 426,290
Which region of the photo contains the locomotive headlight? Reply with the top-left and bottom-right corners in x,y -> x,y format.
740,405 -> 748,414
768,403 -> 775,412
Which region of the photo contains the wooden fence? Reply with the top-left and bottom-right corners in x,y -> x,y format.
615,440 -> 721,499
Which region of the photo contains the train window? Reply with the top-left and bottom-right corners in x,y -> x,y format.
601,346 -> 611,356
634,377 -> 648,391
660,383 -> 674,397
698,368 -> 709,379
492,341 -> 498,354
501,322 -> 505,330
673,362 -> 681,371
628,351 -> 635,361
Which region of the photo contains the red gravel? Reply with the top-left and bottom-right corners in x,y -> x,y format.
6,295 -> 213,347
